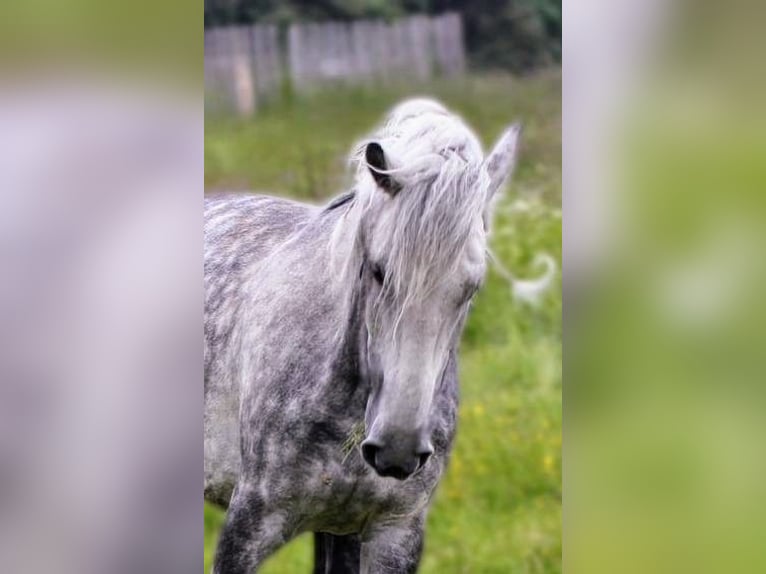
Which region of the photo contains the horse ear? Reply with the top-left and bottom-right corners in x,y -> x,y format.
484,122 -> 522,205
365,142 -> 401,196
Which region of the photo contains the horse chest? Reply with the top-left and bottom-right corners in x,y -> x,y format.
250,417 -> 434,535
299,460 -> 433,535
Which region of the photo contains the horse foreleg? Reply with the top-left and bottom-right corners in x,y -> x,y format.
212,483 -> 291,574
360,514 -> 425,574
313,532 -> 362,574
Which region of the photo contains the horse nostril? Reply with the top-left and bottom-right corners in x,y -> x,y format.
416,441 -> 434,470
362,437 -> 431,480
361,441 -> 381,469
361,440 -> 416,480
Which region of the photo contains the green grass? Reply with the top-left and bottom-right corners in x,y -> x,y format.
205,70 -> 562,573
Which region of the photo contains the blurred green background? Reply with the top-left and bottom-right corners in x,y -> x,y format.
205,70 -> 562,572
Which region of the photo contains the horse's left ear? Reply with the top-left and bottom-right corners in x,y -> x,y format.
365,142 -> 401,196
483,122 -> 522,213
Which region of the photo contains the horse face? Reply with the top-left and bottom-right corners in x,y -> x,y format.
357,120 -> 520,480
359,232 -> 486,480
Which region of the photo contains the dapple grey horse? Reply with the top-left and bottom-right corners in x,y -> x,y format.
205,99 -> 521,573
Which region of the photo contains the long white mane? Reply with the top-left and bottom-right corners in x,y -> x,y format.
343,99 -> 490,312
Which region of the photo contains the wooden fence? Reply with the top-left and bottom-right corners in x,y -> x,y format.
205,13 -> 466,116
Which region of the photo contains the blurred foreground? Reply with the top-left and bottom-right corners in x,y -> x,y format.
0,79 -> 202,573
565,1 -> 766,572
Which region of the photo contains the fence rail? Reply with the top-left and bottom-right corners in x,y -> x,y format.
205,13 -> 465,116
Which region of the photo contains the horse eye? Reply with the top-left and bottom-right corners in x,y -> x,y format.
371,264 -> 385,285
461,282 -> 481,305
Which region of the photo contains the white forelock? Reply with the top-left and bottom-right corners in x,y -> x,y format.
352,97 -> 484,190
339,99 -> 490,328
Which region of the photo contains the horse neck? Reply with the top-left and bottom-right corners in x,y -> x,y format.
322,197 -> 367,386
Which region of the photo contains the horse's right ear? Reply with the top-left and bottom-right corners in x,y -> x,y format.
482,123 -> 521,229
365,142 -> 401,196
484,123 -> 521,203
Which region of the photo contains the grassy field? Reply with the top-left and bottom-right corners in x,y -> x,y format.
204,70 -> 561,573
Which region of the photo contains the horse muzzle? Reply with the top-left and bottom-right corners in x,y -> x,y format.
360,433 -> 433,480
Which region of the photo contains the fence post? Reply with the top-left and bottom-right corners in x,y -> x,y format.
351,20 -> 374,82
205,26 -> 256,116
251,24 -> 281,101
288,23 -> 305,92
231,26 -> 257,115
407,15 -> 433,81
433,13 -> 466,77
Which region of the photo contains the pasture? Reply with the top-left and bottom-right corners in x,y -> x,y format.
204,70 -> 561,573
